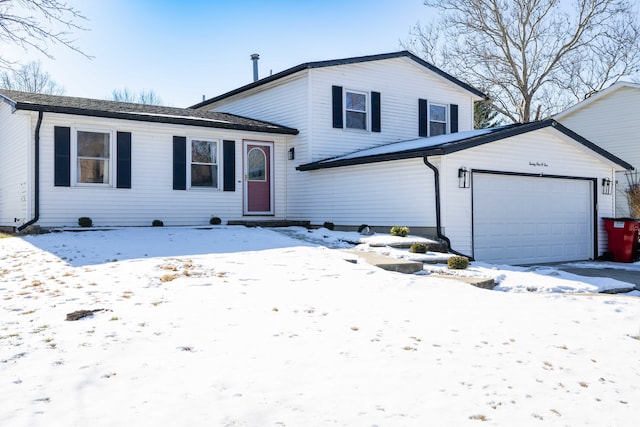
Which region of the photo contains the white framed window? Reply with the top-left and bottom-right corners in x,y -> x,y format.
73,129 -> 113,185
429,103 -> 448,136
345,90 -> 368,130
189,138 -> 219,188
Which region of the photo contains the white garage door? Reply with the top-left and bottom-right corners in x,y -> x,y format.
473,174 -> 593,264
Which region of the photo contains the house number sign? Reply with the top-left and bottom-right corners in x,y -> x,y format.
528,161 -> 549,167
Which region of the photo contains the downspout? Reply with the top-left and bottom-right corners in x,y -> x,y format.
423,156 -> 474,260
17,110 -> 43,232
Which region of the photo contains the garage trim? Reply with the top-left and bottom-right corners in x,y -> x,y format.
471,169 -> 598,264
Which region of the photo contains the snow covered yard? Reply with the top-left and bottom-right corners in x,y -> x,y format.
1,227 -> 639,426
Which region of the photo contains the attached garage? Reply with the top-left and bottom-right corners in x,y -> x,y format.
298,120 -> 632,265
472,173 -> 594,264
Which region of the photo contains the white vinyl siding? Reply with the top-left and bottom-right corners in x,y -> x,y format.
200,57 -> 480,221
0,104 -> 31,227
298,158 -> 437,227
440,128 -> 616,258
556,85 -> 640,217
32,112 -> 288,227
308,59 -> 476,162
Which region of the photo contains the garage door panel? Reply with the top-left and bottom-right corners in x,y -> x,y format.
473,174 -> 593,264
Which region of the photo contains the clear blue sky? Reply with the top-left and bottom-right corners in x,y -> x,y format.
4,0 -> 430,107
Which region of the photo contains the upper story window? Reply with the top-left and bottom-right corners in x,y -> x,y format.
332,86 -> 381,132
76,130 -> 111,185
429,103 -> 447,136
419,100 -> 457,137
345,90 -> 367,130
190,139 -> 218,188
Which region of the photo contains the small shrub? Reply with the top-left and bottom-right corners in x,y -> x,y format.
323,221 -> 335,230
448,255 -> 469,270
209,216 -> 222,225
78,217 -> 92,228
357,224 -> 369,233
409,242 -> 428,254
390,225 -> 409,237
152,219 -> 164,227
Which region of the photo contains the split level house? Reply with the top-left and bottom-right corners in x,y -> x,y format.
0,51 -> 633,265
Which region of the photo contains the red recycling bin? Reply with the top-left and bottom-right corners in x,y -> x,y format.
603,218 -> 640,262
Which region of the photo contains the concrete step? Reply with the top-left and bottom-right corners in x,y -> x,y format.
343,250 -> 424,274
343,249 -> 496,290
425,274 -> 496,290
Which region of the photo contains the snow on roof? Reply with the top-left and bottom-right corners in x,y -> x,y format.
322,128 -> 499,163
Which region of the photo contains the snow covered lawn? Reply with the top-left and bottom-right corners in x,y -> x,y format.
1,227 -> 639,426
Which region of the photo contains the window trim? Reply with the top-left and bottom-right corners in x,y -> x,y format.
187,137 -> 220,190
344,89 -> 369,131
428,102 -> 448,137
71,127 -> 115,187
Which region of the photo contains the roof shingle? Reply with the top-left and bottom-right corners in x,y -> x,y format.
0,89 -> 298,135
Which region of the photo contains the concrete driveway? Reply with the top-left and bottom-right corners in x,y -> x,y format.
557,265 -> 640,291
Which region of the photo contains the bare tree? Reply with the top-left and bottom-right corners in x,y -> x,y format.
111,88 -> 163,105
0,0 -> 89,67
0,60 -> 64,94
404,0 -> 640,123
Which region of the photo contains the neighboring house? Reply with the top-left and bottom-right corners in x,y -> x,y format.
194,51 -> 631,264
0,89 -> 298,230
0,51 -> 632,264
554,82 -> 639,217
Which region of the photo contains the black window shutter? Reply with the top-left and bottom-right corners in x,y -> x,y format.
54,126 -> 71,187
418,99 -> 428,137
116,132 -> 132,189
450,104 -> 459,133
371,91 -> 381,133
332,85 -> 343,128
173,136 -> 187,190
223,140 -> 235,192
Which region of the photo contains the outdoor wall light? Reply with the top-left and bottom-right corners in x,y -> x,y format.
288,147 -> 295,160
602,177 -> 612,195
458,167 -> 470,188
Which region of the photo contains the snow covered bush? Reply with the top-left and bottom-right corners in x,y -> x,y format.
209,216 -> 222,225
390,226 -> 409,237
447,255 -> 469,270
152,219 -> 164,227
323,221 -> 335,230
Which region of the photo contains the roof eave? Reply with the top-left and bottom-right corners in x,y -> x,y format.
297,120 -> 634,172
0,93 -> 17,111
296,149 -> 433,171
554,81 -> 640,120
14,102 -> 299,135
192,51 -> 487,109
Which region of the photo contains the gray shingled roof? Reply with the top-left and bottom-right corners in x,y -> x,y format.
0,89 -> 298,135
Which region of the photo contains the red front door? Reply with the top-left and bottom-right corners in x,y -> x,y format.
244,141 -> 273,215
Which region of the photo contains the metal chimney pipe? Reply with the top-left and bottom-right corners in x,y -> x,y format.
250,53 -> 259,82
